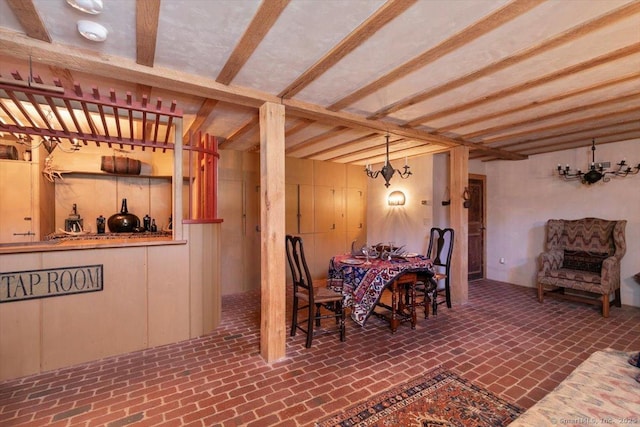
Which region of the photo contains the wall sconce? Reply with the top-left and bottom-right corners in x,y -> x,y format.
388,190 -> 406,206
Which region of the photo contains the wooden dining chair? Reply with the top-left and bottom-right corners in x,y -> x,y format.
285,235 -> 346,348
424,227 -> 454,314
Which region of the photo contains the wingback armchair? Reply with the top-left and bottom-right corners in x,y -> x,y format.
537,217 -> 626,317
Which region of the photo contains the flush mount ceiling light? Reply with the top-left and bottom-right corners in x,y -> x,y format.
66,0 -> 103,14
77,20 -> 108,42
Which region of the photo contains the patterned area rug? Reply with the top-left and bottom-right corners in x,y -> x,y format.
316,366 -> 524,427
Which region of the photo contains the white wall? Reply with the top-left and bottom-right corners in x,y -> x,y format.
476,138 -> 640,307
366,155 -> 434,255
366,138 -> 640,308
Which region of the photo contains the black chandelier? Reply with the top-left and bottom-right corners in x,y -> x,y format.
364,134 -> 412,188
557,139 -> 640,185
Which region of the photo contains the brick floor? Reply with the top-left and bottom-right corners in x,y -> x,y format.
1,279 -> 639,426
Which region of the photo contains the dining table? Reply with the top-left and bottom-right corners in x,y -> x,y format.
328,253 -> 434,327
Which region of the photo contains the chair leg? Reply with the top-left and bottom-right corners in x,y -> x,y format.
432,289 -> 438,315
315,304 -> 322,327
423,290 -> 430,319
601,294 -> 610,318
444,279 -> 452,308
410,283 -> 417,329
291,296 -> 298,337
537,284 -> 544,303
306,304 -> 314,348
614,289 -> 622,307
339,302 -> 346,342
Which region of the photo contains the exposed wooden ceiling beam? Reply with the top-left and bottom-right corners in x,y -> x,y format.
136,0 -> 161,67
278,0 -> 416,99
216,0 -> 290,85
47,65 -> 75,91
0,29 -> 525,160
403,42 -> 640,127
368,1 -> 640,120
328,0 -> 544,112
6,0 -> 51,42
183,98 -> 218,141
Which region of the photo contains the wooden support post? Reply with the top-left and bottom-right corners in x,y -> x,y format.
449,146 -> 468,305
259,102 -> 286,362
173,117 -> 183,240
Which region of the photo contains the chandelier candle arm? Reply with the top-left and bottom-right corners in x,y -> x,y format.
557,139 -> 639,185
364,134 -> 412,188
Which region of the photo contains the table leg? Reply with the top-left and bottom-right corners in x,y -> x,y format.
410,282 -> 417,329
390,282 -> 399,333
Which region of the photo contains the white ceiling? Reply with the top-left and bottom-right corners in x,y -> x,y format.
0,0 -> 639,164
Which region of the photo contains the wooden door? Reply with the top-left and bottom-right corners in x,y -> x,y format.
468,175 -> 485,281
0,161 -> 34,243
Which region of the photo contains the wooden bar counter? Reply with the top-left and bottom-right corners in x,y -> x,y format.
0,223 -> 221,381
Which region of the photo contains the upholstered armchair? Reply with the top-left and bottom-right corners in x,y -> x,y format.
537,217 -> 626,317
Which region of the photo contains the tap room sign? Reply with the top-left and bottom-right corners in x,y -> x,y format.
0,265 -> 103,303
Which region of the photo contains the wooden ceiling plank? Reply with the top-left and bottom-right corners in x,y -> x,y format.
333,138 -> 422,164
462,92 -> 640,140
369,1 -> 640,120
518,130 -> 640,156
481,106 -> 640,145
285,118 -> 314,137
278,0 -> 417,99
321,135 -> 402,162
6,0 -> 51,43
136,0 -> 161,67
216,0 -> 291,85
488,118 -> 640,151
285,126 -> 349,155
404,42 -> 640,127
183,98 -> 218,141
284,97 -> 526,159
328,0 -> 544,112
437,72 -> 640,133
316,133 -> 380,160
219,115 -> 260,149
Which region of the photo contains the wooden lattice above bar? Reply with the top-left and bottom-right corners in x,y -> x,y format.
0,72 -> 183,151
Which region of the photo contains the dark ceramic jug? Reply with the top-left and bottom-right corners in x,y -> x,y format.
108,198 -> 140,233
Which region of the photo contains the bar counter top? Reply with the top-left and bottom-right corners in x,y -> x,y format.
0,231 -> 185,255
